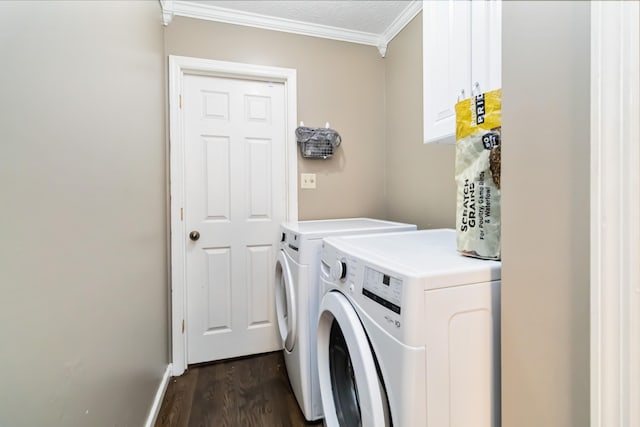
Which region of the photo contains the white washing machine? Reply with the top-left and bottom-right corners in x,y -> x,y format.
274,218 -> 416,421
317,229 -> 501,427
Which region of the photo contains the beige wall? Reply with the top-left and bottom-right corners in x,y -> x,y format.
165,17 -> 387,220
384,12 -> 457,230
0,2 -> 168,426
501,2 -> 590,426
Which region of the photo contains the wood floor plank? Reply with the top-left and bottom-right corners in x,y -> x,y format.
156,351 -> 322,427
264,352 -> 311,427
188,356 -> 237,427
155,367 -> 199,427
236,353 -> 284,426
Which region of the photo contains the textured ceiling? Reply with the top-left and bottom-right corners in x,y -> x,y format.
196,1 -> 413,34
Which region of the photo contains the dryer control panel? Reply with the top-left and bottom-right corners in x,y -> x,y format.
362,267 -> 403,314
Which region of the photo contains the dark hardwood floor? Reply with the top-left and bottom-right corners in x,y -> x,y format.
155,351 -> 324,427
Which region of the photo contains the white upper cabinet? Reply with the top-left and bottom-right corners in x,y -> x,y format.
423,0 -> 502,144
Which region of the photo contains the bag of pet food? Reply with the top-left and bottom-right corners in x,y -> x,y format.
454,89 -> 501,260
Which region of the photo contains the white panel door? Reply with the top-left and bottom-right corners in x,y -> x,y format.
184,74 -> 286,363
423,0 -> 471,143
471,0 -> 502,93
423,0 -> 502,144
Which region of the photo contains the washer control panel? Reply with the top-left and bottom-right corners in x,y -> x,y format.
362,267 -> 402,314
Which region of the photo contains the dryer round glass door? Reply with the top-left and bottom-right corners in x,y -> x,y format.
317,291 -> 390,427
275,250 -> 296,351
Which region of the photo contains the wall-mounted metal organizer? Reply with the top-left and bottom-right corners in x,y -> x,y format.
296,123 -> 341,159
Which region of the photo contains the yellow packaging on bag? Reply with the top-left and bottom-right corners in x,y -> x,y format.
455,89 -> 501,260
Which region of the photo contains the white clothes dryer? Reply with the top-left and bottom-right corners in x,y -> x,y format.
274,219 -> 416,421
317,229 -> 501,427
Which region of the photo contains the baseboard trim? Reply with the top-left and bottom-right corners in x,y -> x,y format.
145,364 -> 172,427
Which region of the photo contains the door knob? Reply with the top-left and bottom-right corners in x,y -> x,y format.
189,231 -> 200,241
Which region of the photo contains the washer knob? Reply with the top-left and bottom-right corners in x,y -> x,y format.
332,259 -> 347,281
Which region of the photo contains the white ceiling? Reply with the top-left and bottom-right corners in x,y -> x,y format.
161,0 -> 423,56
197,1 -> 413,34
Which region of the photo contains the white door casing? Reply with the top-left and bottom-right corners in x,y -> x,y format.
169,56 -> 297,375
590,2 -> 640,426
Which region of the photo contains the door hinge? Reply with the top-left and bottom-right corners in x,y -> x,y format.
179,94 -> 182,109
182,319 -> 185,334
180,207 -> 183,221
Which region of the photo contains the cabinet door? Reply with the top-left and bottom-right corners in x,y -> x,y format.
423,0 -> 471,144
471,0 -> 502,93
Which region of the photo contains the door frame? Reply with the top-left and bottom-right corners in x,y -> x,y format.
168,55 -> 298,376
590,2 -> 639,426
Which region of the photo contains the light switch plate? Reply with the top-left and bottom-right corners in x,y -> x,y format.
301,173 -> 316,189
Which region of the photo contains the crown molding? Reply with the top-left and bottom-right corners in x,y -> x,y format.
381,0 -> 423,47
160,0 -> 422,58
160,0 -> 174,26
